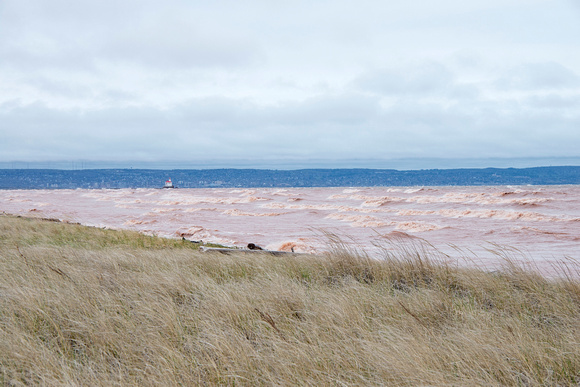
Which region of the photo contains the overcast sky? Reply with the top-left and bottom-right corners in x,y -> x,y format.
1,0 -> 579,168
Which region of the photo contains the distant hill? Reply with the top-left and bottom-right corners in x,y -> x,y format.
0,166 -> 579,189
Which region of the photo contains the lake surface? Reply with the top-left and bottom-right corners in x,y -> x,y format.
2,186 -> 579,274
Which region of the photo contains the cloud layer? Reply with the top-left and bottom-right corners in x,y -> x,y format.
1,0 -> 579,165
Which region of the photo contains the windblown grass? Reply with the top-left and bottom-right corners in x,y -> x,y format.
1,215 -> 579,386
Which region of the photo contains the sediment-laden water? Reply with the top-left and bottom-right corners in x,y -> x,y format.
2,186 -> 579,273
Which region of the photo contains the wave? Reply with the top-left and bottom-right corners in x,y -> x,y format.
189,207 -> 218,213
515,226 -> 569,237
382,230 -> 418,239
495,211 -> 557,221
123,219 -> 157,226
509,198 -> 549,206
157,201 -> 187,206
361,197 -> 399,208
395,222 -> 443,232
328,193 -> 403,206
228,189 -> 255,194
271,189 -> 294,197
6,198 -> 33,203
404,193 -> 552,207
263,202 -> 343,211
114,204 -> 136,209
262,202 -> 385,214
327,194 -> 349,200
494,188 -> 548,197
151,195 -> 272,206
222,209 -> 283,217
330,194 -> 404,207
436,209 -> 564,222
397,210 -> 436,216
393,207 -> 577,223
325,213 -> 392,228
175,226 -> 211,239
150,208 -> 179,213
495,189 -> 526,196
327,189 -> 553,207
271,239 -> 318,254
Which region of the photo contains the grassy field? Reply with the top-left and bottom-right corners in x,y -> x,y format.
0,214 -> 579,386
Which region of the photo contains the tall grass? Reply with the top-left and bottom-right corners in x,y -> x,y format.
1,215 -> 579,385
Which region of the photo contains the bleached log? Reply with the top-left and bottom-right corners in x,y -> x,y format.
198,246 -> 305,256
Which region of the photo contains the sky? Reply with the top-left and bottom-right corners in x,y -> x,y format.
1,0 -> 579,169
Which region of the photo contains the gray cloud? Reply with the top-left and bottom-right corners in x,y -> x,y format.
353,63 -> 455,96
1,0 -> 579,165
496,63 -> 580,91
2,80 -> 579,162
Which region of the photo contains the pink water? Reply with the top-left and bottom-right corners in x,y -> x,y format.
2,186 -> 579,273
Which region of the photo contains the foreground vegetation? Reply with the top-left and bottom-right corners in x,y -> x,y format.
1,215 -> 579,386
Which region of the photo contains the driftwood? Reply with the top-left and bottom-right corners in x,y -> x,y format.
199,245 -> 306,256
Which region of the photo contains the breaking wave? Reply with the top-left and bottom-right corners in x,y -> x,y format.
325,213 -> 392,228
270,239 -> 318,254
175,226 -> 212,239
124,219 -> 157,226
222,209 -> 283,217
395,222 -> 443,232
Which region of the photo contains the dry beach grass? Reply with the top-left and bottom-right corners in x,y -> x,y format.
0,215 -> 579,385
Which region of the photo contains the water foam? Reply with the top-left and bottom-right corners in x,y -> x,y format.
395,222 -> 443,232
325,213 -> 392,228
222,209 -> 283,217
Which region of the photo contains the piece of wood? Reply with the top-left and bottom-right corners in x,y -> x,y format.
198,246 -> 307,256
